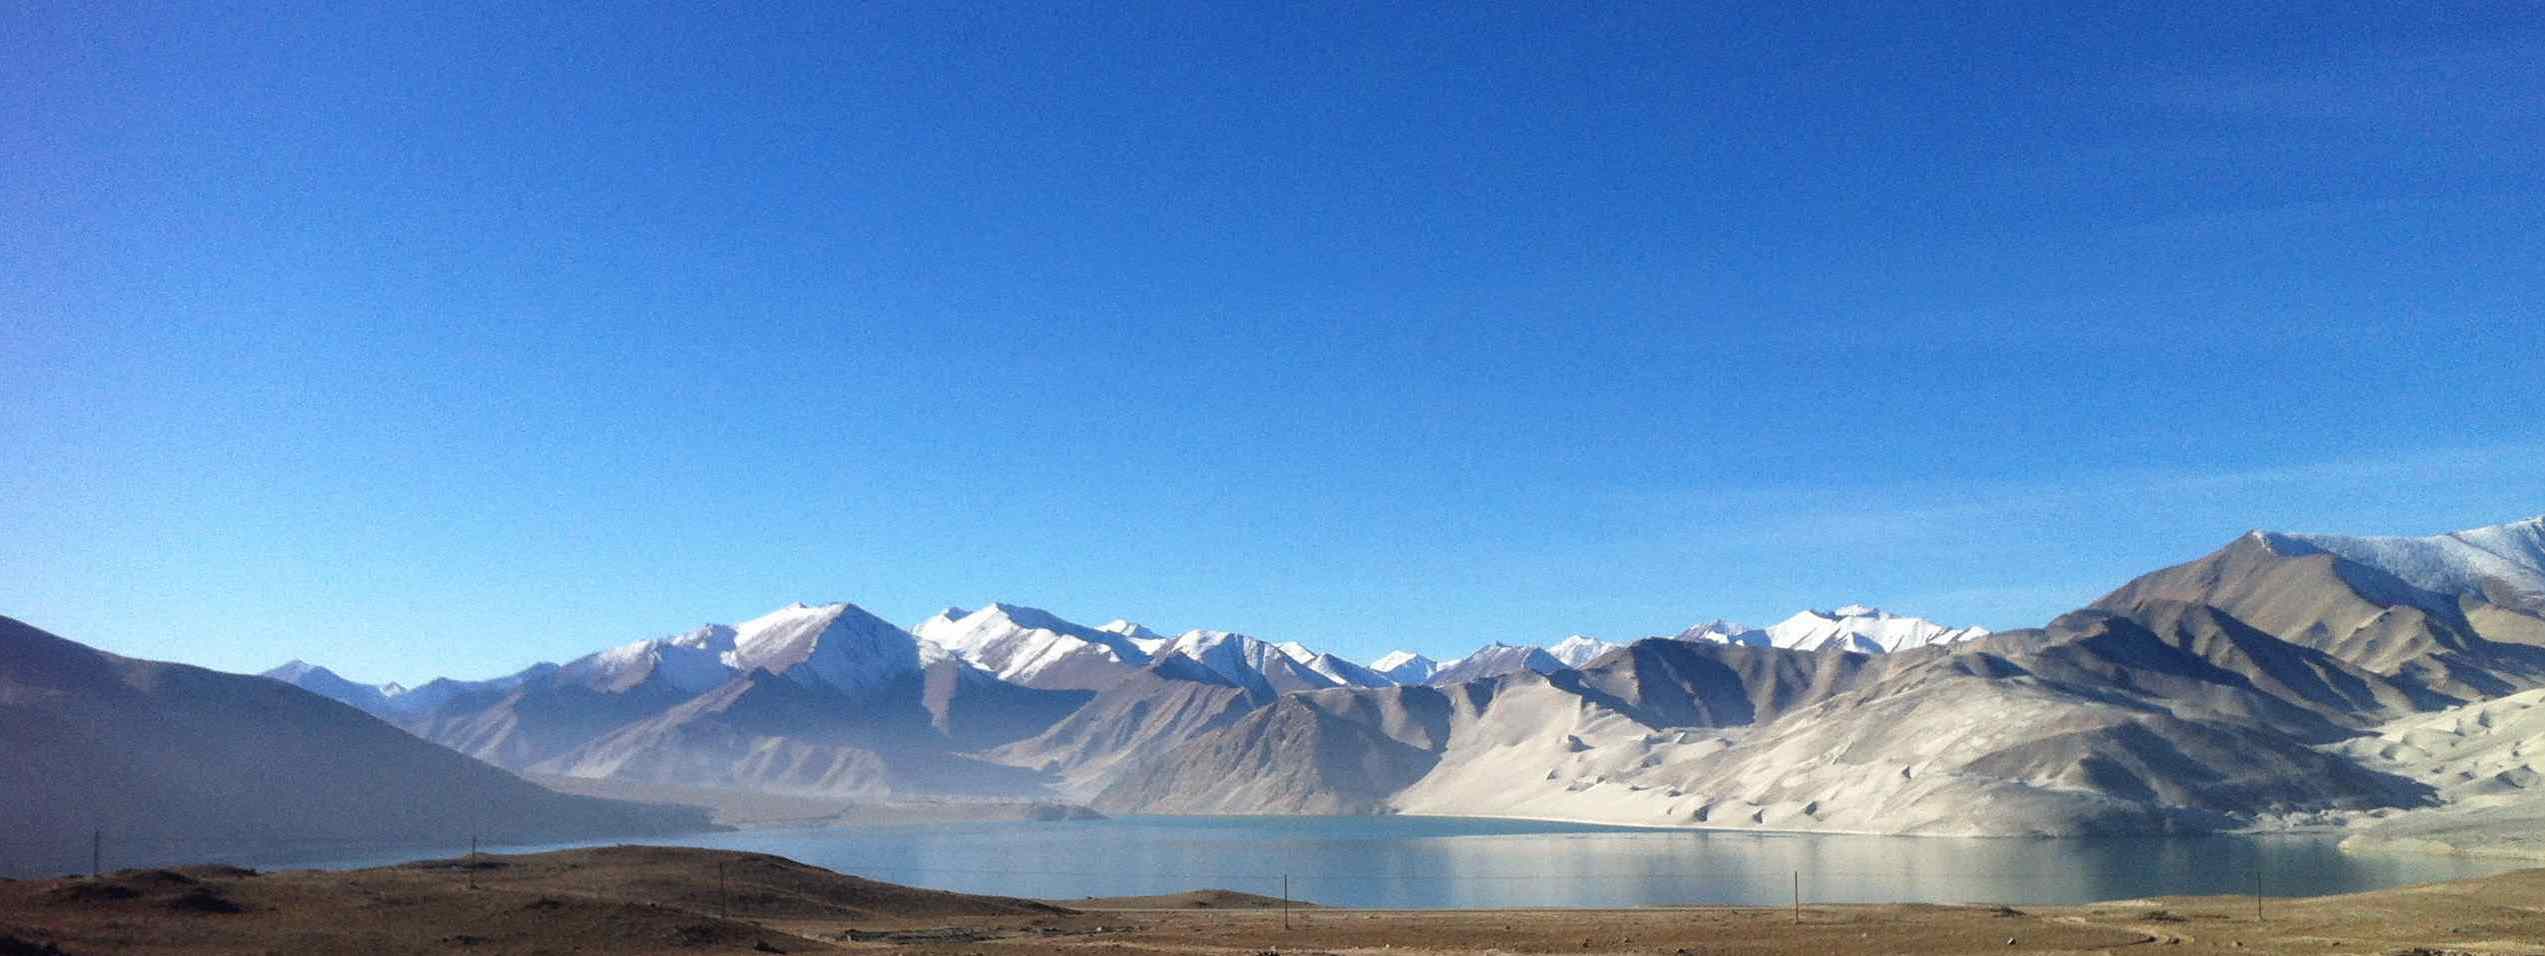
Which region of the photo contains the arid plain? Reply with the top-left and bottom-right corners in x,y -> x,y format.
4,845 -> 2540,955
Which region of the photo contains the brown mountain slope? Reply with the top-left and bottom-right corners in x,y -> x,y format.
2095,531 -> 2545,698
528,670 -> 1050,799
0,616 -> 706,877
981,654 -> 1263,795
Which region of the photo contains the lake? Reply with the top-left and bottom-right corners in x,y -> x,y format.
251,815 -> 2529,908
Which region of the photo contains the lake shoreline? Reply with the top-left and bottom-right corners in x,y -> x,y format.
223,814 -> 2526,909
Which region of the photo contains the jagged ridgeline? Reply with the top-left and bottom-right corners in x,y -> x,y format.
18,516 -> 2545,850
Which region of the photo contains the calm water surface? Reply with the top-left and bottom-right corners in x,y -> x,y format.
267,815 -> 2523,908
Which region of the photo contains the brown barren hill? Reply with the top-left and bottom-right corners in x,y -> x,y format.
4,843 -> 2543,955
0,845 -> 1073,955
0,615 -> 708,877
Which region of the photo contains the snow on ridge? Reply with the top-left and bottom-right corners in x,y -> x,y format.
566,633 -> 735,695
1100,619 -> 1170,655
1286,648 -> 1397,688
724,601 -> 920,694
1764,605 -> 1988,654
924,602 -> 1157,684
1428,642 -> 1564,684
666,624 -> 737,654
1675,619 -> 1772,646
913,607 -> 971,643
1369,650 -> 1439,684
1099,618 -> 1163,640
1371,650 -> 1429,671
1156,629 -> 1343,692
2267,516 -> 2545,603
264,594 -> 2000,713
1548,634 -> 1623,667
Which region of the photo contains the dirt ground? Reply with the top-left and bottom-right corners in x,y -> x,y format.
2,844 -> 2540,955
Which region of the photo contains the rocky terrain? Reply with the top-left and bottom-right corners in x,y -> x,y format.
218,515 -> 2545,843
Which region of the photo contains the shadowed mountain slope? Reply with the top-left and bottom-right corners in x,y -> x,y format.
0,616 -> 705,876
2095,522 -> 2545,697
983,654 -> 1264,796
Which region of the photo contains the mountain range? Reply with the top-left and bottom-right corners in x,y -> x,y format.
18,514 -> 2545,850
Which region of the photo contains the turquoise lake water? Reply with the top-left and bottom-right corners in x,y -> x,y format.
246,815 -> 2529,908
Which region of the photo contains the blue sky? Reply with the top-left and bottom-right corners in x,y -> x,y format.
5,4 -> 2542,684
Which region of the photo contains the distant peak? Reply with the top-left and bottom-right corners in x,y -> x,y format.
1680,618 -> 1759,633
262,660 -> 337,681
1099,618 -> 1162,640
972,602 -> 1083,633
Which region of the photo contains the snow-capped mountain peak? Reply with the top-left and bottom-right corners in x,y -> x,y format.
1547,634 -> 1623,667
1156,629 -> 1342,694
1427,642 -> 1564,685
1268,641 -> 1397,688
1370,650 -> 1428,670
560,633 -> 736,695
1099,619 -> 1169,655
1675,619 -> 1771,646
1368,650 -> 1439,684
913,607 -> 971,641
1764,605 -> 1988,654
916,602 -> 1156,690
665,623 -> 737,654
724,601 -> 921,694
1098,618 -> 1162,640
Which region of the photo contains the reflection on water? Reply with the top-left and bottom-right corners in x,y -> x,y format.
262,815 -> 2523,908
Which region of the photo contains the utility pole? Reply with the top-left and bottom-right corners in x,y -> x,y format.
718,860 -> 730,919
91,829 -> 101,878
2253,852 -> 2265,923
1282,874 -> 1290,930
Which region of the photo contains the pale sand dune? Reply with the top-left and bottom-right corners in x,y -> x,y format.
2336,688 -> 2545,859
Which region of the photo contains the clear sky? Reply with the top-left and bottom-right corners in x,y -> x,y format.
6,4 -> 2542,685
